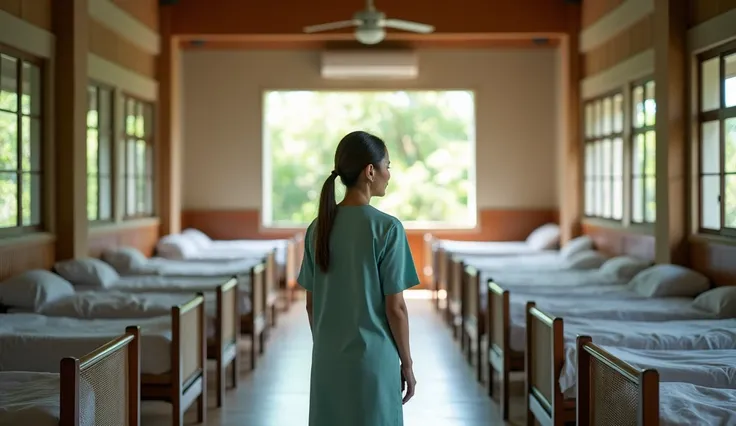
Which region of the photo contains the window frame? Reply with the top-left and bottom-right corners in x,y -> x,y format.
87,81 -> 115,222
582,89 -> 625,222
630,78 -> 657,225
0,45 -> 45,234
696,41 -> 736,237
121,94 -> 155,219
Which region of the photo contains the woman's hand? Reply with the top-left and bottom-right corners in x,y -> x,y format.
401,364 -> 416,404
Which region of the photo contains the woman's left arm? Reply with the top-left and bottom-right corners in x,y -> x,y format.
306,291 -> 314,334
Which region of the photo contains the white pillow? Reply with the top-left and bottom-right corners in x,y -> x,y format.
629,264 -> 710,298
0,270 -> 75,311
54,258 -> 120,289
525,224 -> 560,250
692,286 -> 736,319
566,250 -> 606,270
599,256 -> 652,281
101,246 -> 148,274
559,236 -> 594,260
182,229 -> 212,249
156,234 -> 200,260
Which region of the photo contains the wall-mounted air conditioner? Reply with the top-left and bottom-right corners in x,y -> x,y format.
320,50 -> 419,80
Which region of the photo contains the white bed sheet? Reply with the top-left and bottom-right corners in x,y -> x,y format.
205,239 -> 288,265
480,269 -> 626,290
87,275 -> 240,293
559,318 -> 736,396
601,347 -> 736,389
659,383 -> 736,426
462,253 -> 574,271
140,256 -> 261,278
439,240 -> 546,256
0,371 -> 94,426
0,313 -> 172,375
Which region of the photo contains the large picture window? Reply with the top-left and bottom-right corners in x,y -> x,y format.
0,52 -> 42,229
583,92 -> 624,220
698,46 -> 736,233
123,96 -> 154,218
87,84 -> 113,221
262,90 -> 476,228
631,80 -> 656,224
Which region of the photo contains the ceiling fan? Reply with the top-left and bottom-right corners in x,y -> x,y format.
303,0 -> 435,45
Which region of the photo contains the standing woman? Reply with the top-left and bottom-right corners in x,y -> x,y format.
297,130 -> 420,426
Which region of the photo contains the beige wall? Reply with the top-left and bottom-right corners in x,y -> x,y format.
181,48 -> 561,211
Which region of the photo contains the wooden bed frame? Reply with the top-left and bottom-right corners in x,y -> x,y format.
460,266 -> 485,382
446,255 -> 465,338
264,249 -> 280,328
141,294 -> 207,426
282,233 -> 305,309
576,336 -> 660,426
486,281 -> 525,421
60,326 -> 141,426
525,301 -> 574,426
209,276 -> 240,407
241,261 -> 268,370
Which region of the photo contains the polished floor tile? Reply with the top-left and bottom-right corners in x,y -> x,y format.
142,296 -> 523,425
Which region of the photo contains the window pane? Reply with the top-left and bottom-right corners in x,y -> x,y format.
585,104 -> 594,138
633,133 -> 644,177
701,56 -> 720,112
613,94 -> 624,133
612,138 -> 623,177
146,144 -> 153,176
595,178 -> 604,216
701,121 -> 721,174
135,102 -> 145,138
21,172 -> 40,226
126,176 -> 136,216
87,128 -> 98,174
645,131 -> 656,176
725,53 -> 736,108
585,143 -> 594,177
632,177 -> 643,223
145,177 -> 154,214
725,118 -> 736,173
98,88 -> 112,131
602,97 -> 612,135
0,111 -> 18,170
645,81 -> 656,126
633,85 -> 644,128
0,55 -> 18,112
126,140 -> 136,176
613,177 -> 623,220
136,140 -> 146,176
98,133 -> 112,175
87,174 -> 98,220
99,175 -> 112,220
701,175 -> 721,229
0,172 -> 18,226
602,139 -> 612,177
125,100 -> 136,135
595,100 -> 603,137
21,117 -> 41,172
87,89 -> 98,129
585,180 -> 594,215
603,177 -> 612,218
725,175 -> 736,228
21,63 -> 41,116
644,176 -> 656,223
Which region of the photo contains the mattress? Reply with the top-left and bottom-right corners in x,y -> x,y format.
461,253 -> 573,271
206,239 -> 288,265
559,318 -> 736,396
0,371 -> 94,426
141,256 -> 262,278
438,240 -> 547,256
0,314 -> 172,375
85,275 -> 249,294
507,297 -> 715,354
601,347 -> 736,389
659,383 -> 736,426
482,269 -> 626,289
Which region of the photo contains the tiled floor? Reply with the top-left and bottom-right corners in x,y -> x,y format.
142,295 -> 522,425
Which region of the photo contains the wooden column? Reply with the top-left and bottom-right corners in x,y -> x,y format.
53,0 -> 88,259
559,4 -> 583,244
157,6 -> 182,236
653,0 -> 687,264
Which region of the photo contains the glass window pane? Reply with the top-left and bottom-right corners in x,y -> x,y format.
724,53 -> 736,108
613,177 -> 623,220
595,100 -> 603,137
87,128 -> 98,174
602,177 -> 612,218
136,177 -> 145,213
145,177 -> 154,214
126,176 -> 136,216
701,175 -> 721,229
99,175 -> 112,220
136,140 -> 146,176
612,138 -> 623,177
20,117 -> 41,172
125,99 -> 136,136
0,172 -> 18,227
725,175 -> 736,228
146,144 -> 153,176
585,143 -> 594,177
98,88 -> 112,131
21,172 -> 40,226
602,97 -> 612,135
725,118 -> 736,173
0,54 -> 18,112
595,178 -> 604,216
87,89 -> 98,129
98,133 -> 112,175
701,121 -> 721,174
632,177 -> 643,223
633,85 -> 644,128
126,140 -> 136,176
701,56 -> 720,112
645,131 -> 656,176
585,104 -> 594,138
644,176 -> 656,223
602,139 -> 612,177
21,63 -> 41,116
633,134 -> 644,177
0,111 -> 18,170
135,102 -> 145,138
585,180 -> 594,215
613,94 -> 624,133
645,81 -> 656,126
87,174 -> 98,220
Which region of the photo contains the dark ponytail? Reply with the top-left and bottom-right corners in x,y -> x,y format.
315,171 -> 339,273
314,131 -> 388,273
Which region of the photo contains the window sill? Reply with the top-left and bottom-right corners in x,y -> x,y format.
582,218 -> 654,235
689,233 -> 736,247
90,217 -> 160,235
0,231 -> 55,248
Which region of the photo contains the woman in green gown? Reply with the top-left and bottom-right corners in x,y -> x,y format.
297,130 -> 420,426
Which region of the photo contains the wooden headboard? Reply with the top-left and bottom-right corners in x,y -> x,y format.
581,222 -> 655,262
0,235 -> 55,281
689,237 -> 736,287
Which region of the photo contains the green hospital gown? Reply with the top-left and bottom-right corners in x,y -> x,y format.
297,205 -> 420,426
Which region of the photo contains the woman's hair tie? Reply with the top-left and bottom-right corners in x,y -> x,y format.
330,170 -> 338,178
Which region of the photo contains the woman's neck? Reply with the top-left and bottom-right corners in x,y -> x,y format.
340,188 -> 371,206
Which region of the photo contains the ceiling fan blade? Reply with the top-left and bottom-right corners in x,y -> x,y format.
303,20 -> 360,33
383,19 -> 434,33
